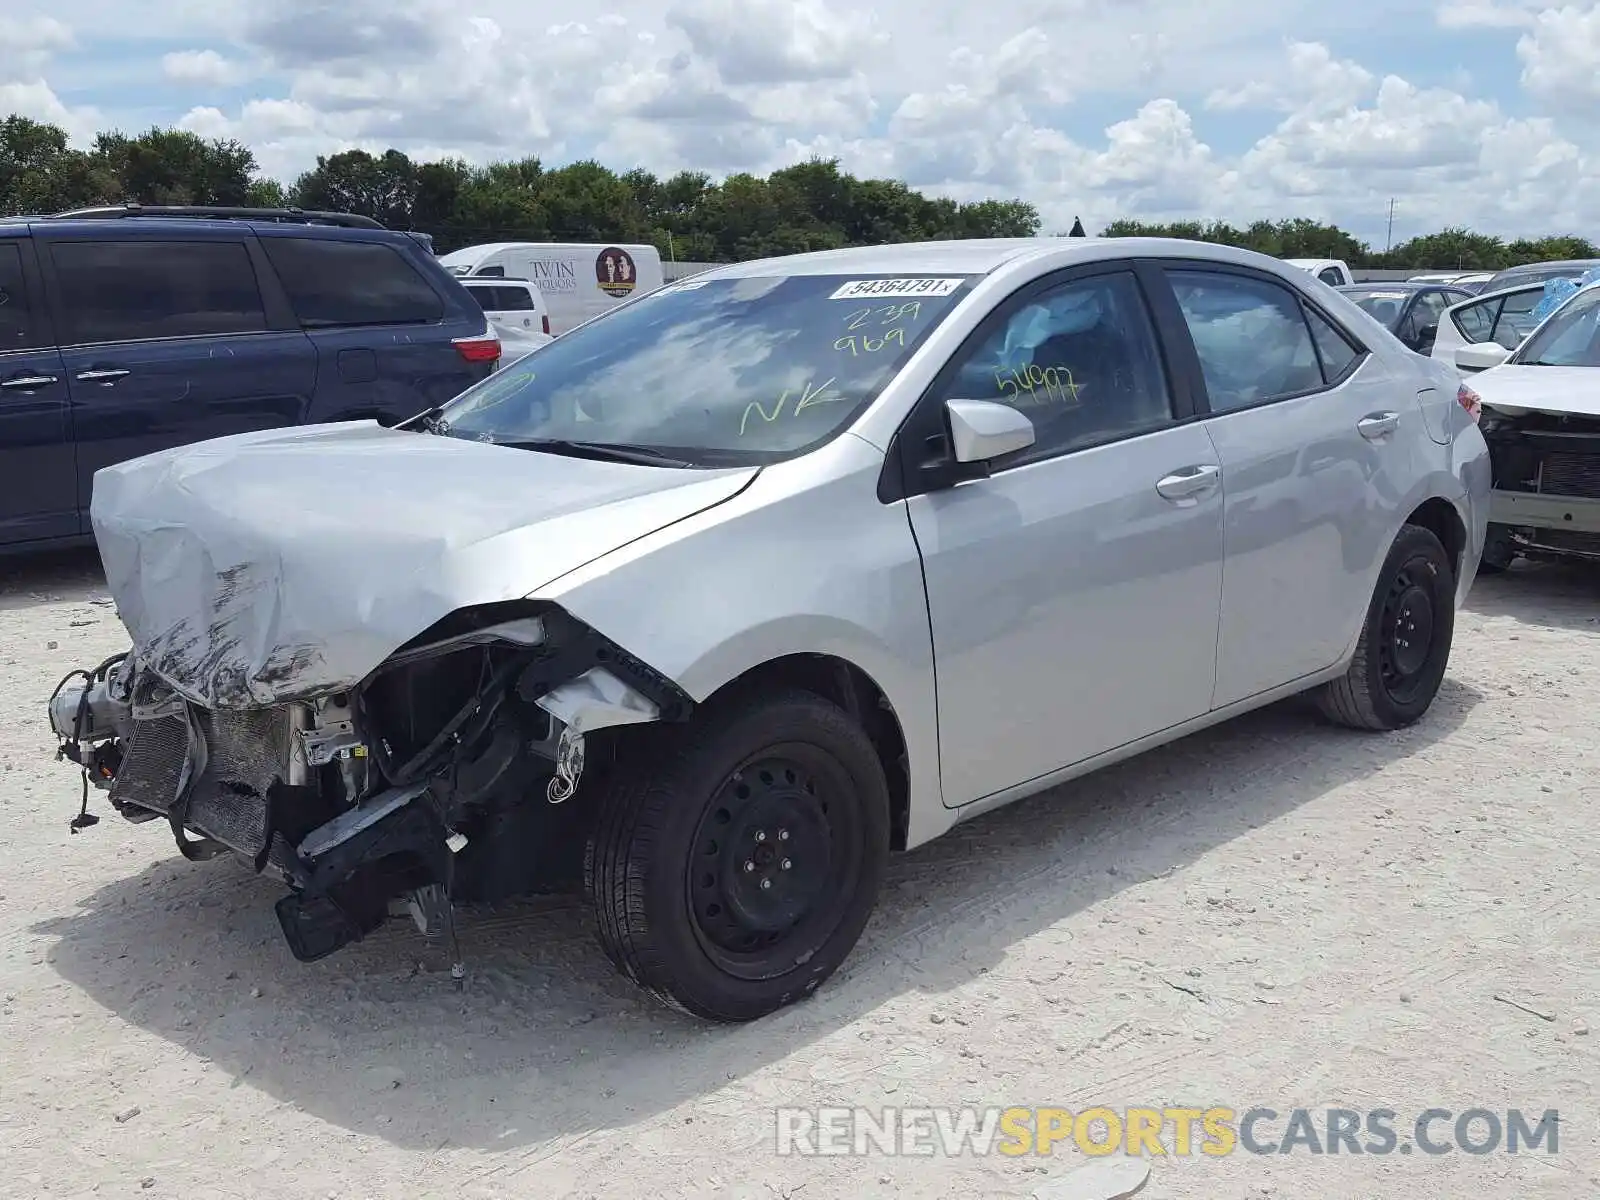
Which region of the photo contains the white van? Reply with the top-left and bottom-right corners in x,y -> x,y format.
438,242 -> 665,334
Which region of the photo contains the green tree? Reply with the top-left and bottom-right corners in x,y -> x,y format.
0,115 -> 107,213
289,149 -> 420,227
1376,226 -> 1507,271
93,127 -> 260,206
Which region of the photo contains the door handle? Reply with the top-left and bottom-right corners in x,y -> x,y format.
76,368 -> 130,383
1357,411 -> 1400,439
1155,464 -> 1221,504
0,374 -> 58,390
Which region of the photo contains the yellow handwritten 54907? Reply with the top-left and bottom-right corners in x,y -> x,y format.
739,378 -> 842,436
997,362 -> 1082,409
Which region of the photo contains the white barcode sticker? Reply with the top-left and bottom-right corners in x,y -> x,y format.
829,277 -> 965,300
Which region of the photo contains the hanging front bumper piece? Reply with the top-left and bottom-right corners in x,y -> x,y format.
48,604 -> 695,965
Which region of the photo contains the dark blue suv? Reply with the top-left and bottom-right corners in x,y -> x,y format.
0,205 -> 500,550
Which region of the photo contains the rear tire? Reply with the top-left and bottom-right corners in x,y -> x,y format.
1317,523 -> 1455,731
584,689 -> 890,1022
1478,522 -> 1515,574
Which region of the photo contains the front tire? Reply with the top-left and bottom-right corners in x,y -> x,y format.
1317,523 -> 1456,731
585,689 -> 890,1022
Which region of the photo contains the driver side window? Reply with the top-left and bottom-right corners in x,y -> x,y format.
933,270 -> 1175,465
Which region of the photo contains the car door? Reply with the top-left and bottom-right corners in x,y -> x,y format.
1155,262 -> 1415,708
1398,289 -> 1452,354
892,262 -> 1225,807
0,233 -> 77,545
38,230 -> 317,526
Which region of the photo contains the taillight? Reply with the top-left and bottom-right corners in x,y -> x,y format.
1456,383 -> 1482,423
453,333 -> 501,365
541,314 -> 551,335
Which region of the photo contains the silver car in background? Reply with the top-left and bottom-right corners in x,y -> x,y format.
47,237 -> 1490,1022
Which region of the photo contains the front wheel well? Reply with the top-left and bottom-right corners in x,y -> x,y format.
1404,497 -> 1466,579
700,654 -> 911,851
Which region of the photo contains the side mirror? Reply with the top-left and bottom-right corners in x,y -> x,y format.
946,399 -> 1036,464
1416,323 -> 1438,352
1456,342 -> 1510,372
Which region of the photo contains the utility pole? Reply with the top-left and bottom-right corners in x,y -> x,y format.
1385,198 -> 1396,254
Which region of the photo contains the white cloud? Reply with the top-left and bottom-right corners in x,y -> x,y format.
0,15 -> 97,141
6,1 -> 1600,244
161,49 -> 244,87
1517,5 -> 1600,111
1435,0 -> 1541,28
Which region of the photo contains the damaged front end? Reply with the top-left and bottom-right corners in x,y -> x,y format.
1480,407 -> 1600,565
50,603 -> 692,968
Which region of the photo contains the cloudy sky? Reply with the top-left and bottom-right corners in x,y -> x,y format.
2,0 -> 1596,244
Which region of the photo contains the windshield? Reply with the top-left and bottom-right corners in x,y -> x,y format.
435,272 -> 976,462
1514,285 -> 1600,367
1338,288 -> 1412,330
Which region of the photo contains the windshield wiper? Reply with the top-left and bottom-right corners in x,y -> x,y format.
503,438 -> 697,468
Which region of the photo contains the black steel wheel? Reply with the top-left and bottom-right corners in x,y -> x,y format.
585,689 -> 890,1022
1318,523 -> 1456,731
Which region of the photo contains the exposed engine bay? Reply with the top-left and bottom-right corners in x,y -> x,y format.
49,602 -> 692,972
1480,407 -> 1600,565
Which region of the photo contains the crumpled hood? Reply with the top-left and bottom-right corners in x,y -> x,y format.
1475,365 -> 1600,418
91,421 -> 757,707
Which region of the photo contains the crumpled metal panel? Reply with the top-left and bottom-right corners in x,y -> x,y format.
88,420 -> 758,709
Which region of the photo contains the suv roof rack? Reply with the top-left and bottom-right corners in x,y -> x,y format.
48,203 -> 387,230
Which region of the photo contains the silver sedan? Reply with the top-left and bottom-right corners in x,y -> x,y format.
48,236 -> 1491,1021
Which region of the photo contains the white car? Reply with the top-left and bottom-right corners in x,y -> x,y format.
1431,283 -> 1551,376
1284,257 -> 1354,286
460,277 -> 552,337
1455,281 -> 1600,570
44,236 -> 1489,1021
459,278 -> 555,365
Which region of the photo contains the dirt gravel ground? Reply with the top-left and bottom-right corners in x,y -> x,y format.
0,548 -> 1595,1200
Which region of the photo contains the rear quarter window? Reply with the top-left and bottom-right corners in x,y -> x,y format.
260,237 -> 445,328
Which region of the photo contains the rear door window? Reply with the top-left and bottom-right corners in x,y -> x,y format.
50,239 -> 267,345
1166,270 -> 1328,412
1492,289 -> 1543,348
260,237 -> 445,328
1451,296 -> 1499,344
0,242 -> 41,351
497,287 -> 535,312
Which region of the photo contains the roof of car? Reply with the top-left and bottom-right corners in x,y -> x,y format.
702,237 -> 1314,280
3,215 -> 415,243
1337,281 -> 1464,294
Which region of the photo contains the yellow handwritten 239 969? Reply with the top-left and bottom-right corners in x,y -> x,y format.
835,302 -> 923,356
